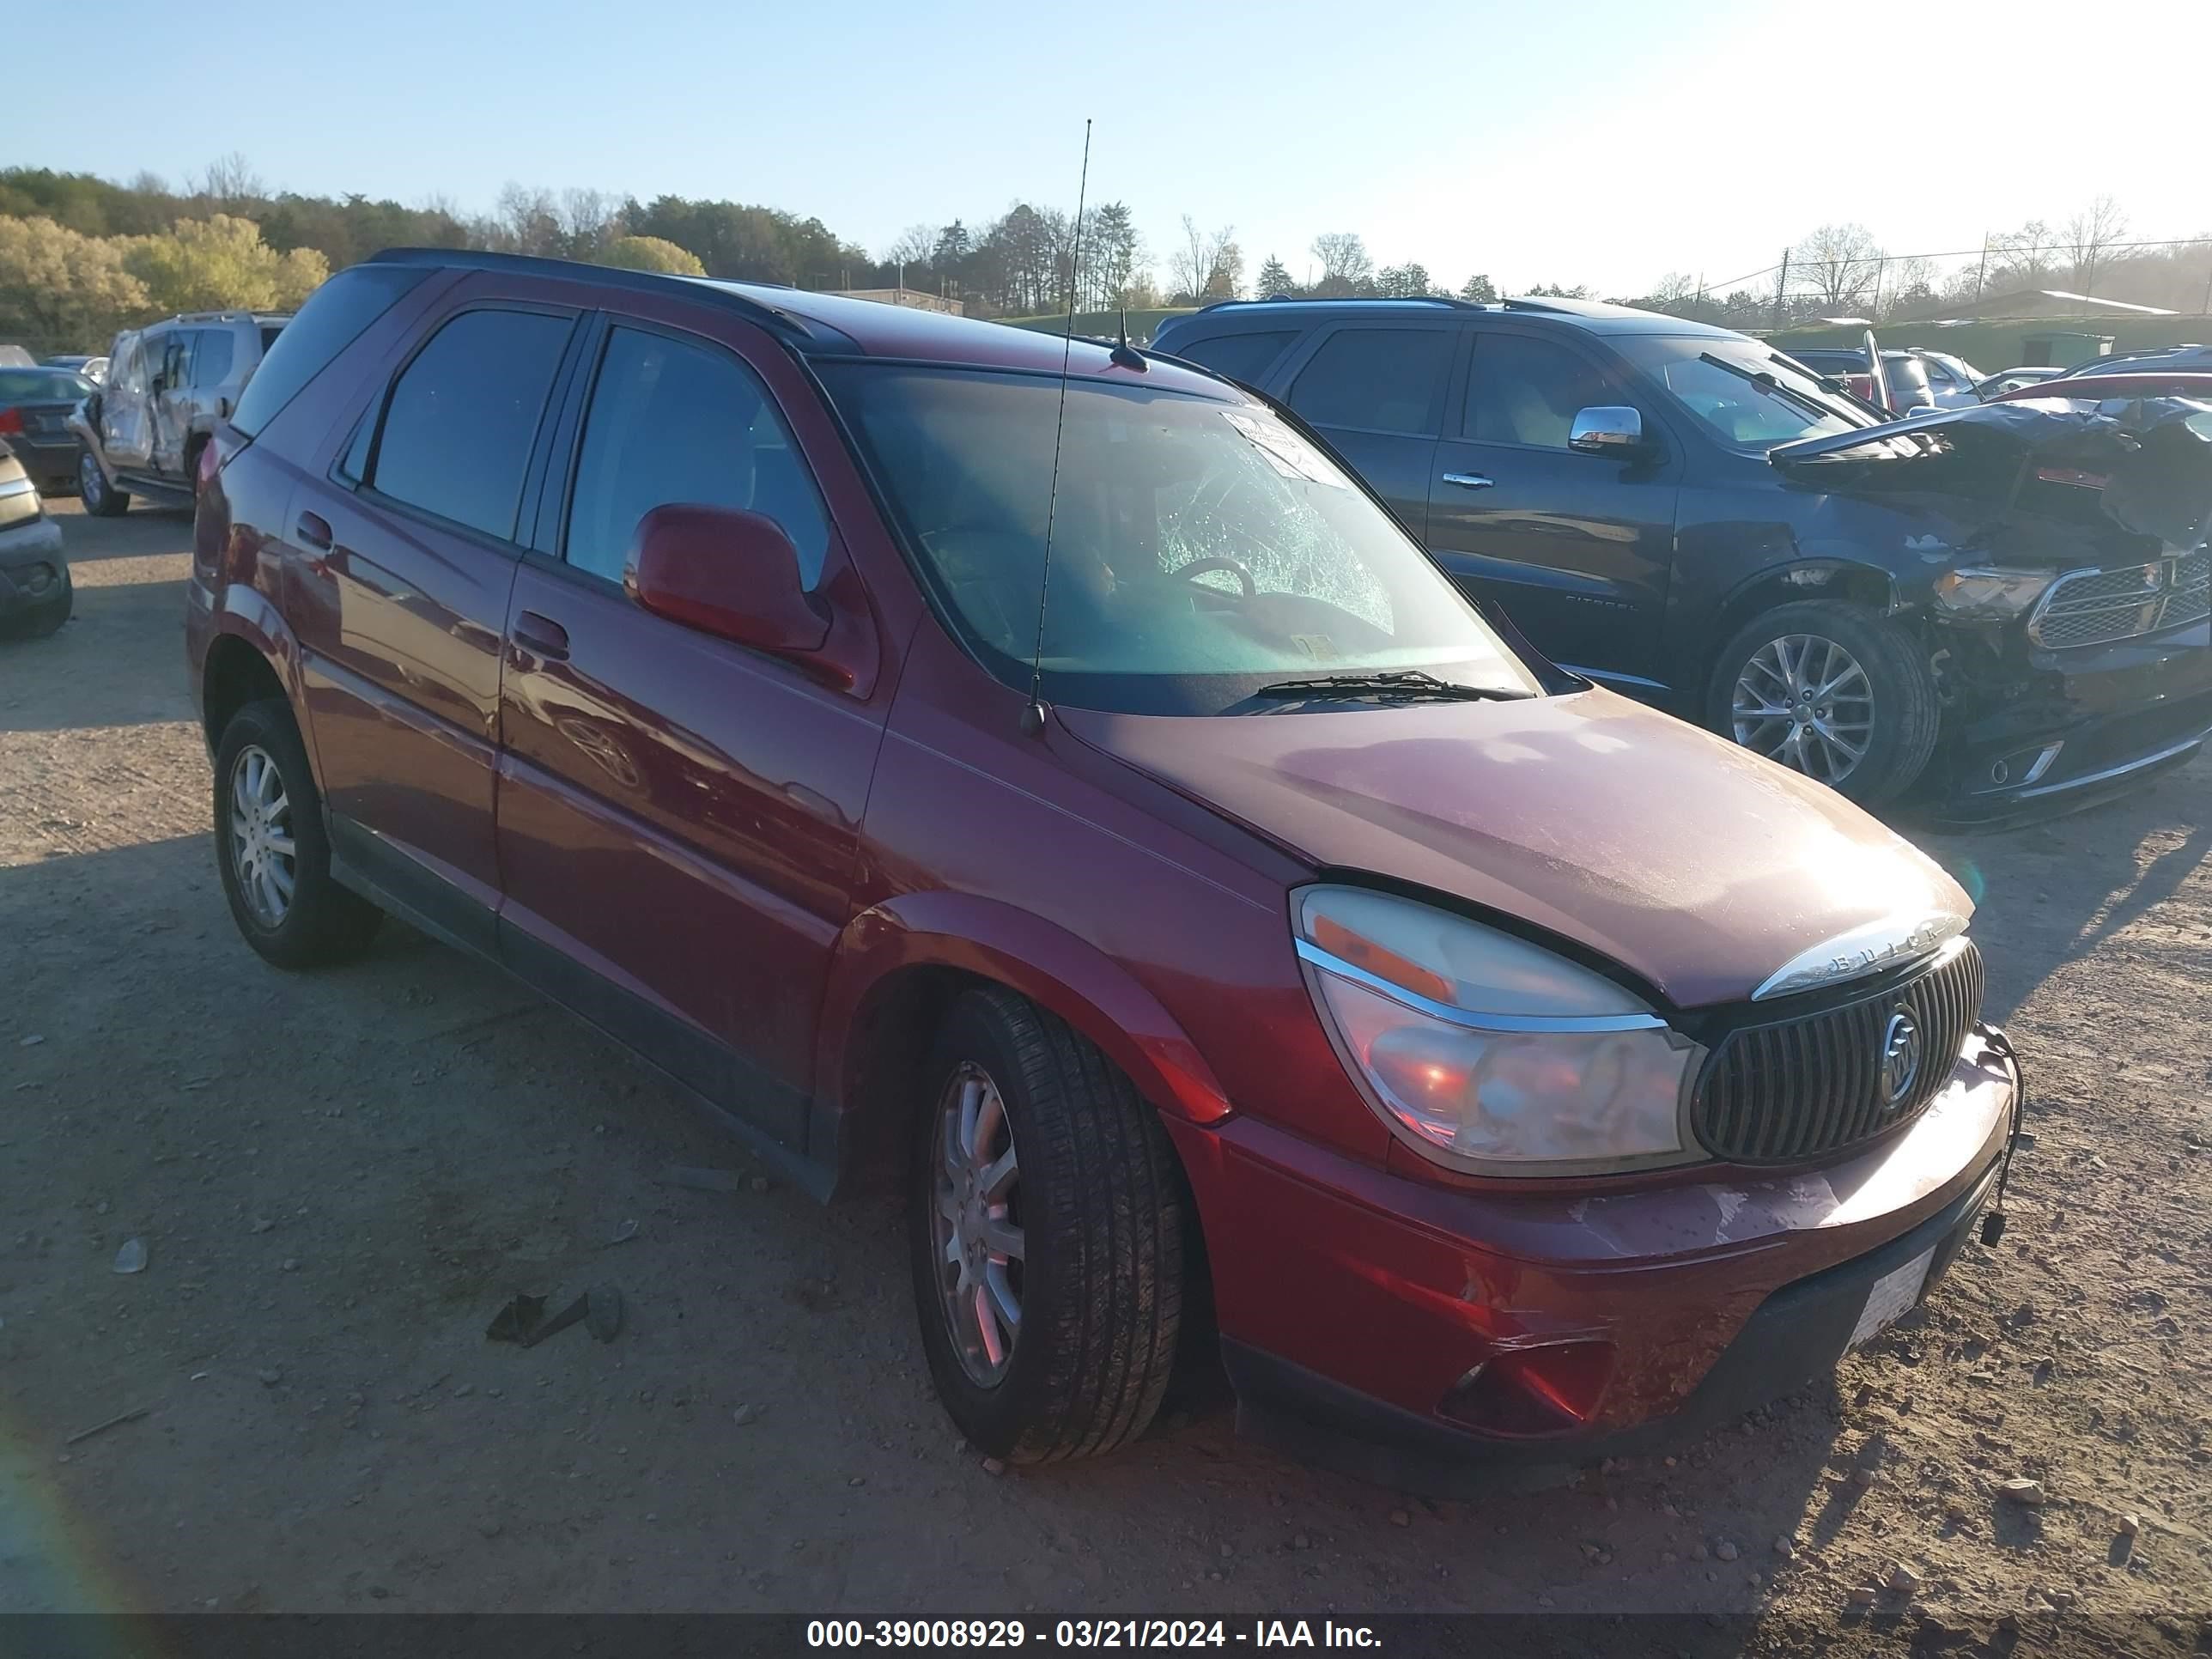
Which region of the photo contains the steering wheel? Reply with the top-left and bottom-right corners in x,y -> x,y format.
1172,556 -> 1256,599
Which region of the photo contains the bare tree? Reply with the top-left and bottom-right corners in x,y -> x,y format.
1169,216 -> 1240,302
558,189 -> 623,256
1989,221 -> 2057,291
2063,195 -> 2128,294
884,224 -> 938,270
1881,254 -> 1940,319
1309,232 -> 1373,296
198,152 -> 266,210
1792,223 -> 1884,310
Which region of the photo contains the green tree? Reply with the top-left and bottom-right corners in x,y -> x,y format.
1255,255 -> 1295,298
595,234 -> 706,276
1458,273 -> 1498,303
123,216 -> 328,313
0,215 -> 151,353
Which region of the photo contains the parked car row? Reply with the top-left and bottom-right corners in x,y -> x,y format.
180,249 -> 2044,1482
1152,295 -> 2212,821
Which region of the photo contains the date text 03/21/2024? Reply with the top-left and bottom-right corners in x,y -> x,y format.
805,1620 -> 1382,1649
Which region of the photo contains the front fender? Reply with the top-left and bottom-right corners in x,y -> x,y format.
815,890 -> 1234,1127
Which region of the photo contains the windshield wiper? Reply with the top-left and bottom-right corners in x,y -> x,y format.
1698,350 -> 1866,426
1249,670 -> 1526,703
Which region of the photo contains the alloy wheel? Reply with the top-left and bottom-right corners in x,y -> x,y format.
228,744 -> 297,927
929,1061 -> 1025,1387
78,451 -> 104,508
1730,633 -> 1875,786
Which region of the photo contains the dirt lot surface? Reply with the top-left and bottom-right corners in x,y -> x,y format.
3,500 -> 2208,1653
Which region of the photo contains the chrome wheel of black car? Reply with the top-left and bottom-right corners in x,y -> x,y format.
1730,633 -> 1876,787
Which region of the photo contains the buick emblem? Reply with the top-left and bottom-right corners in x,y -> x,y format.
1879,1011 -> 1923,1108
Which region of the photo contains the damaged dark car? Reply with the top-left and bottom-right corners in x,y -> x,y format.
1150,299 -> 2212,819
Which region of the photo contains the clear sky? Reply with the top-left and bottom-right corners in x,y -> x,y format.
13,0 -> 2209,297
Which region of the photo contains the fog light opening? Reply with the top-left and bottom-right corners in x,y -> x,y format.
1439,1339 -> 1615,1437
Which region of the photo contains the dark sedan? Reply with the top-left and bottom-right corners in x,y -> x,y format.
0,365 -> 95,493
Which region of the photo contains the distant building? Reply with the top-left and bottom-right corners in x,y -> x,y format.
1895,287 -> 2179,324
830,287 -> 964,317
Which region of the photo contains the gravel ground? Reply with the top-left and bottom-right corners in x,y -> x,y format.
3,499 -> 2207,1653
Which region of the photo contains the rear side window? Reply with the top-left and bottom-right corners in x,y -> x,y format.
1462,333 -> 1625,448
564,325 -> 831,589
191,329 -> 235,388
1289,329 -> 1447,435
230,264 -> 428,437
366,308 -> 573,541
1173,330 -> 1294,386
258,325 -> 283,355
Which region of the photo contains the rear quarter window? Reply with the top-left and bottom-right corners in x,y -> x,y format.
230,265 -> 429,438
1170,330 -> 1295,386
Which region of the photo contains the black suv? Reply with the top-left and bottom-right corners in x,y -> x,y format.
1153,296 -> 2212,817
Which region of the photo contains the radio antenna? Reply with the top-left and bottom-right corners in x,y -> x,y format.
1024,117 -> 1092,735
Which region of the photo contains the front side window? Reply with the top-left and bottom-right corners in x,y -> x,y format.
565,326 -> 830,588
367,308 -> 573,540
1288,329 -> 1447,435
1615,335 -> 1875,452
821,364 -> 1538,715
191,328 -> 235,389
1463,333 -> 1628,449
161,335 -> 194,392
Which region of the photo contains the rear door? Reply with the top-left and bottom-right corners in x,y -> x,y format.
494,313 -> 882,1147
1425,327 -> 1680,687
1279,323 -> 1457,541
289,289 -> 581,949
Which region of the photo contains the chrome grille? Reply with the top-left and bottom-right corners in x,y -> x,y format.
2030,550 -> 2211,649
1691,940 -> 1984,1165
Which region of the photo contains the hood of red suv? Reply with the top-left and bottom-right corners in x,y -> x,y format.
1058,686 -> 1970,1012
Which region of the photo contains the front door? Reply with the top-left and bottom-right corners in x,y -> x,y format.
1425,328 -> 1680,690
1279,322 -> 1457,543
100,331 -> 155,469
289,298 -> 581,949
495,318 -> 882,1148
150,331 -> 199,477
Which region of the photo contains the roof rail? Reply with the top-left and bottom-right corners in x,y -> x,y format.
362,246 -> 852,349
1194,294 -> 1482,315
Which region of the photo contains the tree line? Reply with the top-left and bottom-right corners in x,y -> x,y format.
4,157 -> 2204,357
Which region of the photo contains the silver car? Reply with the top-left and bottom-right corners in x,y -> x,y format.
69,311 -> 289,515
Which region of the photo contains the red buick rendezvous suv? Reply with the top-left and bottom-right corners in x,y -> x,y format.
185,250 -> 2020,1486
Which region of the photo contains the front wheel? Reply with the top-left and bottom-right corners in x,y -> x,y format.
909,988 -> 1185,1464
1705,600 -> 1940,806
212,699 -> 383,969
78,448 -> 128,517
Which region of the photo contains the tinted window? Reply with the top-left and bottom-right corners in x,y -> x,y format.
258,325 -> 284,355
1174,331 -> 1295,385
231,264 -> 428,437
1289,330 -> 1447,434
565,326 -> 831,588
368,309 -> 572,540
0,368 -> 92,402
1463,333 -> 1624,448
191,328 -> 235,388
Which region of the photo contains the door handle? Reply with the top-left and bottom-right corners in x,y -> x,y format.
295,511 -> 333,551
511,611 -> 570,663
1440,472 -> 1496,490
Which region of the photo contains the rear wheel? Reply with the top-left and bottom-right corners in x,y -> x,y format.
78,448 -> 128,516
909,988 -> 1184,1463
0,570 -> 70,641
1705,600 -> 1940,805
212,699 -> 382,969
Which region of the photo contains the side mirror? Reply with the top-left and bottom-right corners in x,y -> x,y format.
1568,405 -> 1644,456
626,502 -> 832,662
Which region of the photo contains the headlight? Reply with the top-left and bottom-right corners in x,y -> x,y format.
1932,566 -> 2053,621
1294,886 -> 1700,1174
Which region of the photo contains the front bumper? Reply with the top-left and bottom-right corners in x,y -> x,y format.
1929,617 -> 2212,823
1166,1032 -> 2014,1489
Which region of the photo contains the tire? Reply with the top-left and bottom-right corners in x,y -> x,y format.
78,447 -> 128,517
212,698 -> 382,969
0,571 -> 70,641
1705,599 -> 1941,806
909,987 -> 1185,1464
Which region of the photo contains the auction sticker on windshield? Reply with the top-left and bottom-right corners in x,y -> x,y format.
1222,410 -> 1347,487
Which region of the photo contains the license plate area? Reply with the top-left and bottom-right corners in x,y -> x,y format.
1850,1246 -> 1936,1347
